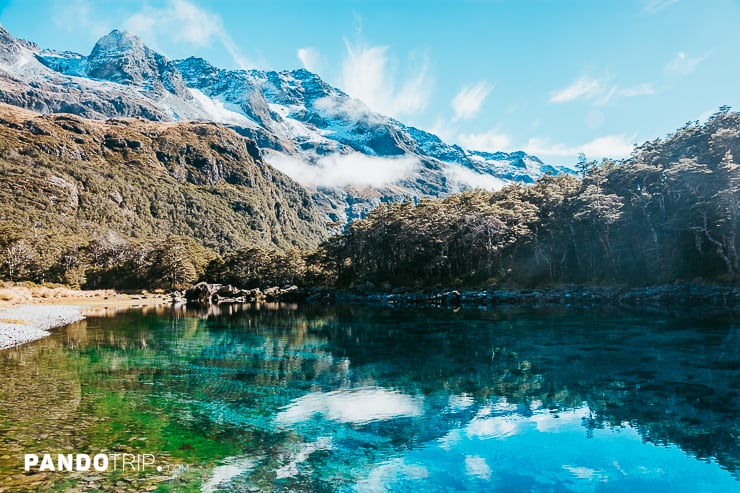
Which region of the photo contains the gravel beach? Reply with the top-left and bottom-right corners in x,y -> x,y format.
0,305 -> 85,350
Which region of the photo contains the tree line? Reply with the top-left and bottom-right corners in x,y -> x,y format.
318,107 -> 740,288
1,108 -> 738,290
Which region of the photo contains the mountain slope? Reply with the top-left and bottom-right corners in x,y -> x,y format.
0,103 -> 326,254
174,59 -> 565,222
0,25 -> 568,225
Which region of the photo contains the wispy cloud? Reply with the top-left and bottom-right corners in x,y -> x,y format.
445,164 -> 507,192
339,40 -> 431,118
456,130 -> 511,152
643,0 -> 680,13
53,0 -> 110,40
665,51 -> 705,76
297,47 -> 322,74
549,77 -> 602,103
578,134 -> 636,157
551,76 -> 655,105
124,0 -> 250,68
451,82 -> 493,121
313,95 -> 374,121
697,107 -> 716,123
617,83 -> 655,97
266,151 -> 420,188
596,83 -> 655,105
525,134 -> 636,161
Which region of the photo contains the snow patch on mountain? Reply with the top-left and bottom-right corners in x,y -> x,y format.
189,88 -> 258,127
38,50 -> 89,77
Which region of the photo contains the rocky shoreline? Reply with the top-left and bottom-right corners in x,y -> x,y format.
305,284 -> 740,310
178,282 -> 740,311
0,305 -> 85,350
2,283 -> 736,351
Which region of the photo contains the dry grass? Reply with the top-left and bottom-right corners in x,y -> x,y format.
0,283 -> 110,303
0,282 -> 168,309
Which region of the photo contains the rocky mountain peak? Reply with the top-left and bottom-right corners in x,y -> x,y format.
0,24 -> 22,64
0,24 -> 17,45
90,29 -> 144,55
87,30 -> 189,98
173,56 -> 224,88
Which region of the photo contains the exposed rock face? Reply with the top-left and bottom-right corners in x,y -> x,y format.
86,30 -> 190,98
0,26 -> 173,121
182,282 -> 303,305
184,282 -> 221,305
0,25 -> 22,65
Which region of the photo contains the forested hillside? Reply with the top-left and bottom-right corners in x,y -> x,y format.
306,108 -> 739,288
1,106 -> 738,292
0,104 -> 326,288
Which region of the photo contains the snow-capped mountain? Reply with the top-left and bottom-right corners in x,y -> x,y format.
0,26 -> 567,225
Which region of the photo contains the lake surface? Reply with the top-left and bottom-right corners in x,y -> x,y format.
0,303 -> 739,492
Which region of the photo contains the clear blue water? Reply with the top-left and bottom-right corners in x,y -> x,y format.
0,303 -> 739,492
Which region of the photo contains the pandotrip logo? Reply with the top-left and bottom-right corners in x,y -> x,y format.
24,453 -> 167,473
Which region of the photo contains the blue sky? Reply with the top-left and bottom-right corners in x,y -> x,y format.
0,0 -> 738,166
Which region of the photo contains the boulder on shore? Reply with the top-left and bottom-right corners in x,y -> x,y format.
181,283 -> 308,305
184,282 -> 222,305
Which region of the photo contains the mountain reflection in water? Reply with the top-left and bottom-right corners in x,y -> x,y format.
0,303 -> 737,492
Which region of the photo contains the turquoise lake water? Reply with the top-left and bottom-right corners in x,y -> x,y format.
0,303 -> 738,492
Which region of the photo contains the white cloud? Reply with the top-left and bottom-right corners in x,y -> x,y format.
313,95 -> 374,122
125,13 -> 156,37
697,107 -> 716,123
339,41 -> 431,118
643,0 -> 680,13
665,51 -> 705,76
123,0 -> 250,69
166,0 -> 221,46
451,82 -> 493,121
219,36 -> 251,70
297,47 -> 321,74
579,135 -> 636,157
429,117 -> 456,143
266,151 -> 420,188
551,76 -> 655,105
596,83 -> 655,105
618,83 -> 655,97
525,134 -> 635,161
594,85 -> 618,106
457,130 -> 511,152
53,0 -> 110,40
445,164 -> 507,192
549,77 -> 602,103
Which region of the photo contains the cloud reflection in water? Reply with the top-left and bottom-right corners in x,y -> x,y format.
276,387 -> 424,426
